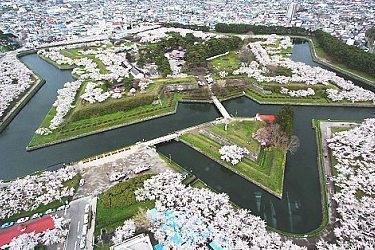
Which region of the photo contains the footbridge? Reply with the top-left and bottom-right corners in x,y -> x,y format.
211,96 -> 231,119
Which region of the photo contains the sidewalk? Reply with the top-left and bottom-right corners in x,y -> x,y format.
86,196 -> 98,250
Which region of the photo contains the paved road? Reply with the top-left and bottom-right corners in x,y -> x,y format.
63,196 -> 92,250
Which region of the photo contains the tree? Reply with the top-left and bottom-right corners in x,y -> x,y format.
133,208 -> 151,230
275,106 -> 294,137
314,30 -> 375,76
287,135 -> 300,154
186,44 -> 207,68
112,220 -> 136,245
215,23 -> 309,36
126,52 -> 134,63
236,45 -> 255,64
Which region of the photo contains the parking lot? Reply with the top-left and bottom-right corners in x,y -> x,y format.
74,146 -> 172,199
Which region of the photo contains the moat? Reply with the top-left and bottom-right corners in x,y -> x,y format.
0,41 -> 373,234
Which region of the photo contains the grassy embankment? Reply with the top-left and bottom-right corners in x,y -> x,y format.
0,173 -> 81,225
180,120 -> 286,197
310,37 -> 375,85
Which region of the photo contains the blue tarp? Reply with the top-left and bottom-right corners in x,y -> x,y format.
154,243 -> 164,250
209,241 -> 224,250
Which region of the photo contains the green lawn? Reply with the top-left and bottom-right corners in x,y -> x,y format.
154,76 -> 197,85
180,125 -> 286,197
28,94 -> 179,149
207,121 -> 262,154
210,51 -> 241,73
94,175 -> 155,236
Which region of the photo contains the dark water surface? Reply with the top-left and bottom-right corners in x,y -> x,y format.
0,43 -> 373,234
157,96 -> 374,233
0,54 -> 219,179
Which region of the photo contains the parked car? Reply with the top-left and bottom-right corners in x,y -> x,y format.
81,224 -> 88,236
16,217 -> 29,224
31,213 -> 42,220
84,204 -> 90,213
80,238 -> 86,249
79,179 -> 85,187
109,171 -> 127,182
83,214 -> 89,224
1,221 -> 14,229
57,205 -> 66,211
44,208 -> 56,215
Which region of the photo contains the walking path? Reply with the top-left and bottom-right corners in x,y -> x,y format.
86,197 -> 97,250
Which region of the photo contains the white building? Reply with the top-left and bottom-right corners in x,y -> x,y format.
287,2 -> 298,20
110,234 -> 153,250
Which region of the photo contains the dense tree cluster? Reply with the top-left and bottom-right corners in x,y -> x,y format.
215,23 -> 310,36
314,30 -> 375,76
219,145 -> 249,165
0,31 -> 20,51
135,171 -> 304,249
140,31 -> 241,71
317,119 -> 375,249
163,23 -> 209,32
253,123 -> 289,148
111,219 -> 136,245
0,52 -> 34,119
36,42 -> 153,131
275,106 -> 294,137
50,80 -> 82,129
233,35 -> 375,103
0,166 -> 77,220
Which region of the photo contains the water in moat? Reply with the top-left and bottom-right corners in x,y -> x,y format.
0,55 -> 220,179
0,42 -> 373,234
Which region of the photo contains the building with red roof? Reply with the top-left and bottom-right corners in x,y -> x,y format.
255,113 -> 276,123
0,216 -> 55,248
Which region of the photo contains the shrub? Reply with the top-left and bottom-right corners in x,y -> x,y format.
101,174 -> 153,208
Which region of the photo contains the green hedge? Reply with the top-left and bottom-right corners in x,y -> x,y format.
70,95 -> 155,122
314,30 -> 375,76
215,23 -> 310,36
101,174 -> 153,208
163,22 -> 209,32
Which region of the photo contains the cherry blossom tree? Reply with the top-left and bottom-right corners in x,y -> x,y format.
0,166 -> 77,220
135,171 -> 305,249
111,219 -> 136,245
317,119 -> 375,249
219,145 -> 249,165
0,52 -> 35,119
232,35 -> 375,103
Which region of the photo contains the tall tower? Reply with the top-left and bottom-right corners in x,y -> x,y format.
287,2 -> 298,20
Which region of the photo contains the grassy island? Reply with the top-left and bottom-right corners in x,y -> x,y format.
180,120 -> 287,198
